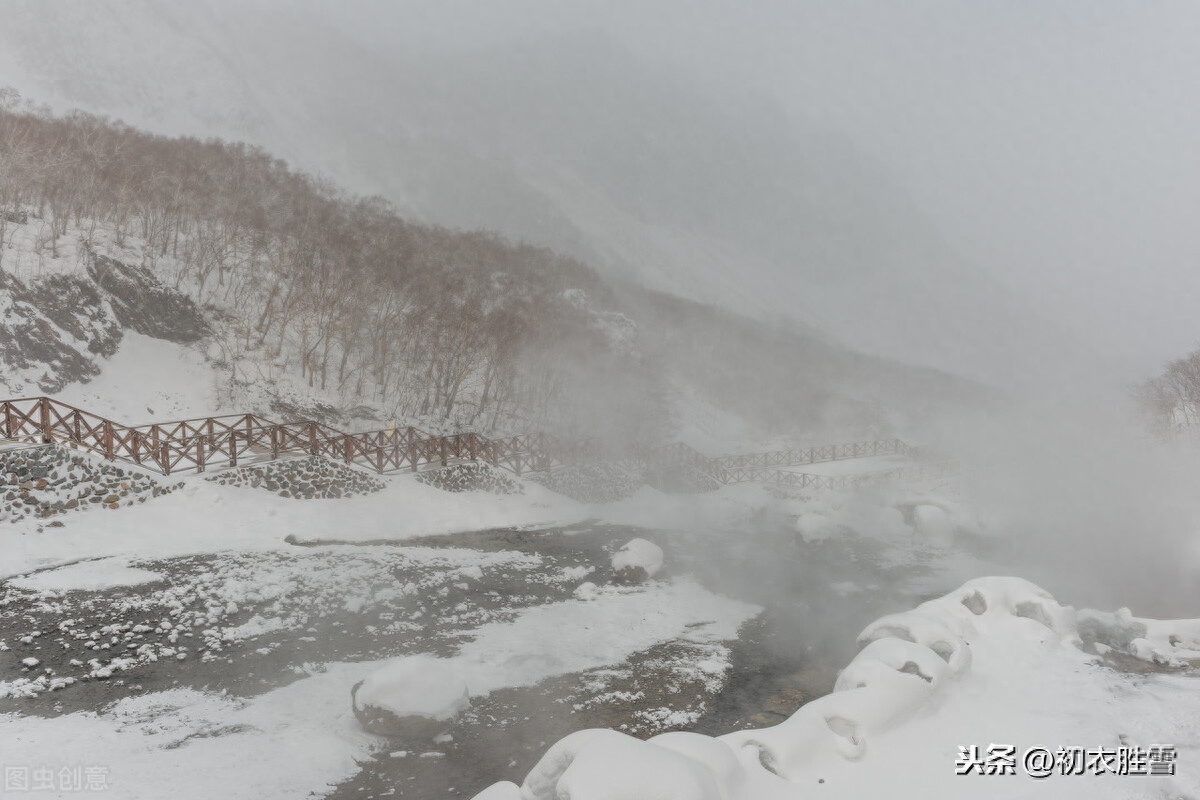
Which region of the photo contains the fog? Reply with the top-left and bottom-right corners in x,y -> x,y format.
6,0 -> 1200,396
4,0 -> 1199,606
5,5 -> 1200,796
302,0 -> 1200,390
2,0 -> 1197,565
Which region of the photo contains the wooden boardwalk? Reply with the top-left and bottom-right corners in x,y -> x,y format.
0,396 -> 943,488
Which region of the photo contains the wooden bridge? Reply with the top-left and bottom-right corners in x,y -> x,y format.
0,396 -> 945,488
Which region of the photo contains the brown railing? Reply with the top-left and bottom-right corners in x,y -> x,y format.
0,396 -> 935,488
730,460 -> 957,492
632,438 -> 926,486
0,397 -> 566,476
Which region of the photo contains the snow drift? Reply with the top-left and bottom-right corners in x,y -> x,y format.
471,575 -> 1200,800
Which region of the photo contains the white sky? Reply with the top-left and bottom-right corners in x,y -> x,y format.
307,0 -> 1200,377
5,0 -> 1200,383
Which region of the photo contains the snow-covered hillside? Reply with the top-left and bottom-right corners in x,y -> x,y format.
0,104 -> 989,444
0,0 -> 1112,391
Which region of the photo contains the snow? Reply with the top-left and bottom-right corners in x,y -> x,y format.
0,577 -> 758,800
54,332 -> 220,423
220,614 -> 288,644
573,581 -> 600,600
7,557 -> 166,592
448,579 -> 757,695
779,453 -> 911,477
0,670 -> 379,800
354,655 -> 470,722
0,468 -> 586,580
911,503 -> 955,546
479,576 -> 1200,800
611,538 -> 664,578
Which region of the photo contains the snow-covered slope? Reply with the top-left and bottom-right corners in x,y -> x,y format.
0,0 -> 1109,391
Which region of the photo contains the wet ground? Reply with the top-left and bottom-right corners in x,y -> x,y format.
0,519 -> 967,799
322,522 -> 961,799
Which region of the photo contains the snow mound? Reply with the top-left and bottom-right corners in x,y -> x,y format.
573,581 -> 600,601
611,538 -> 664,583
1078,607 -> 1200,667
476,576 -> 1200,800
911,503 -> 954,546
352,655 -> 469,737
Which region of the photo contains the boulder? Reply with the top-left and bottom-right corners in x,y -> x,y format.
352,655 -> 470,739
611,538 -> 664,584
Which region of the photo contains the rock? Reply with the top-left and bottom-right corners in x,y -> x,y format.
352,655 -> 470,738
760,687 -> 805,717
611,538 -> 664,584
529,463 -> 638,504
746,711 -> 787,727
912,504 -> 954,546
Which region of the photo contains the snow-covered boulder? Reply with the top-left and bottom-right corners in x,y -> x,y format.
351,655 -> 470,738
911,504 -> 954,546
611,538 -> 664,583
796,512 -> 834,542
573,581 -> 600,601
522,729 -> 725,800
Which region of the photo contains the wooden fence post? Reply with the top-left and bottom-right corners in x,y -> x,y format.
103,420 -> 114,459
39,398 -> 51,443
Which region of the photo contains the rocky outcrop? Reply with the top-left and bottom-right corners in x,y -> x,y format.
85,250 -> 209,343
0,271 -> 122,392
0,247 -> 209,394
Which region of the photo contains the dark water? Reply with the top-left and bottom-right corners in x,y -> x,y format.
0,519 -> 961,799
322,521 -> 958,799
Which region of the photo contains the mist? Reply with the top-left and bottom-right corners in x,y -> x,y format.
5,0 -> 1200,396
3,0 -> 1197,629
3,3 -> 1200,797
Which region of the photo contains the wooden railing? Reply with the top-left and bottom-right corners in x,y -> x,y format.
733,460 -> 957,492
0,396 -> 938,488
632,438 -> 929,486
0,397 -> 566,476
